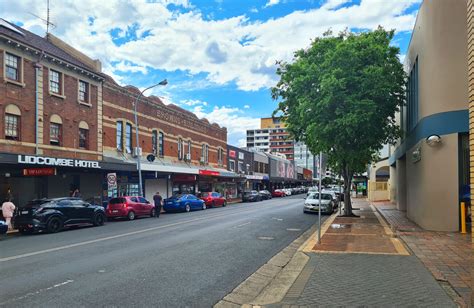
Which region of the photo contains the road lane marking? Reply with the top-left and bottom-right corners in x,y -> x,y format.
286,228 -> 301,232
0,279 -> 74,305
272,217 -> 283,221
234,222 -> 251,228
257,236 -> 275,240
0,206 -> 267,263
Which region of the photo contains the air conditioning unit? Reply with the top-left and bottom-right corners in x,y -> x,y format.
185,153 -> 191,161
133,147 -> 142,157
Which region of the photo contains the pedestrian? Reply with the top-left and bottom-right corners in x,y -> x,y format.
72,189 -> 81,198
2,198 -> 16,231
153,191 -> 162,218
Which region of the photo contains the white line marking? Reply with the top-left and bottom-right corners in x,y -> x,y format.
272,217 -> 283,221
0,279 -> 74,305
235,222 -> 251,228
1,207 -> 263,263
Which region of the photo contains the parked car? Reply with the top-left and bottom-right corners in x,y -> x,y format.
106,196 -> 155,220
282,188 -> 292,196
14,197 -> 106,234
303,193 -> 335,214
0,220 -> 7,235
243,191 -> 262,202
322,190 -> 339,202
272,189 -> 285,197
164,194 -> 206,212
259,190 -> 272,200
200,192 -> 227,208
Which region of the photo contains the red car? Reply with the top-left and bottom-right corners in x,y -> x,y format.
200,192 -> 227,208
272,189 -> 285,197
106,196 -> 155,220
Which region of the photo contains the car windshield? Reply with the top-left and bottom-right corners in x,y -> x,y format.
201,193 -> 210,197
109,197 -> 125,204
23,199 -> 50,208
308,194 -> 332,200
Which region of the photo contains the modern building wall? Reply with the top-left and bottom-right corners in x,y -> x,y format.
467,0 -> 474,236
391,0 -> 469,231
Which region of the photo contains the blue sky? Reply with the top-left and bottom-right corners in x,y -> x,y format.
5,0 -> 421,146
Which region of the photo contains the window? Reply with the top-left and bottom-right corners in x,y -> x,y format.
158,132 -> 164,157
238,161 -> 244,173
79,128 -> 88,149
78,80 -> 89,103
201,144 -> 209,164
152,130 -> 158,155
405,57 -> 419,135
178,138 -> 183,160
218,148 -> 223,165
187,140 -> 192,160
5,113 -> 20,141
125,123 -> 132,154
50,123 -> 61,146
116,121 -> 123,151
49,70 -> 61,94
5,53 -> 20,81
229,160 -> 235,171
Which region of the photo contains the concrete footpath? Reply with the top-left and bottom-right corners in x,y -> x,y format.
215,199 -> 459,308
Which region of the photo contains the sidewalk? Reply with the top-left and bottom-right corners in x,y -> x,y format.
216,199 -> 459,307
374,201 -> 471,307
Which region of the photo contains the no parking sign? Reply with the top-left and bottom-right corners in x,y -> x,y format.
107,173 -> 117,189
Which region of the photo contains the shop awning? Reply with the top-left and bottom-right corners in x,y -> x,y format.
199,167 -> 242,178
141,162 -> 200,175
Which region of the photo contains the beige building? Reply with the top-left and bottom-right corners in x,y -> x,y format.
390,0 -> 470,231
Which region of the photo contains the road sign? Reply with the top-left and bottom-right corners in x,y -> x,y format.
107,173 -> 117,189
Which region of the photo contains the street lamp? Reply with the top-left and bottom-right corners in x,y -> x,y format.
133,79 -> 168,197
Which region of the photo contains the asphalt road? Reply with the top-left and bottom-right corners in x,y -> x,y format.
0,195 -> 329,308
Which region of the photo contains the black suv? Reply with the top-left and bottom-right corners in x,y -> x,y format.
243,191 -> 262,202
15,198 -> 106,234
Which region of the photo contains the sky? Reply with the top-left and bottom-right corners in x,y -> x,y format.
3,0 -> 421,147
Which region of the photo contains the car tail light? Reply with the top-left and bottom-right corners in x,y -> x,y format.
123,203 -> 127,208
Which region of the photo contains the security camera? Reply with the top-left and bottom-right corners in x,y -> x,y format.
425,134 -> 441,146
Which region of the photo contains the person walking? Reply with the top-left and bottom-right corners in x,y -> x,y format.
2,198 -> 16,231
153,192 -> 163,218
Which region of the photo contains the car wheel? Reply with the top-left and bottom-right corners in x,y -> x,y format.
93,213 -> 106,226
185,204 -> 191,212
223,200 -> 227,207
202,203 -> 207,210
47,217 -> 63,233
127,211 -> 136,220
150,208 -> 156,217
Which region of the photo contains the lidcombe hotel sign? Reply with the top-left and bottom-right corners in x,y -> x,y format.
18,155 -> 101,169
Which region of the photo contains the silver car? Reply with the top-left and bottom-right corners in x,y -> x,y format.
304,193 -> 334,214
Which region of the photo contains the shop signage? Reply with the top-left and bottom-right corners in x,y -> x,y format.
23,168 -> 56,176
246,174 -> 264,180
199,170 -> 220,176
229,150 -> 236,158
18,155 -> 101,169
107,173 -> 117,189
172,174 -> 196,182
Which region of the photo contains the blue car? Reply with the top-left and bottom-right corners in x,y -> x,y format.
163,194 -> 207,213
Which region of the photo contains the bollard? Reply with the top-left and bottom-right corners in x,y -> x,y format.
460,202 -> 466,234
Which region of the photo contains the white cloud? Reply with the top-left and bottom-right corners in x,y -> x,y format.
264,0 -> 280,8
192,105 -> 259,146
180,99 -> 208,106
3,0 -> 420,92
243,104 -> 250,109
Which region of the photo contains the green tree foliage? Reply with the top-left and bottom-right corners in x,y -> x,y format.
272,27 -> 405,215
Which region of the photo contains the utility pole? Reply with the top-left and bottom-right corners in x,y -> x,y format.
317,152 -> 322,244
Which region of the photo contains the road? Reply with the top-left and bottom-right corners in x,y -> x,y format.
0,195 -> 329,307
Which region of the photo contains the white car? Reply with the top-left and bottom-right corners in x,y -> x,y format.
304,193 -> 335,214
282,189 -> 292,196
322,190 -> 338,202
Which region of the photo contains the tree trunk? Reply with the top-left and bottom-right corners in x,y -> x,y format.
342,165 -> 354,216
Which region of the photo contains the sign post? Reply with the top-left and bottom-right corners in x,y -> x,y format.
317,152 -> 322,244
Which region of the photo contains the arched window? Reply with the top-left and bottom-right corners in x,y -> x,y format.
152,130 -> 158,155
187,140 -> 192,161
4,104 -> 21,141
125,123 -> 132,154
178,138 -> 183,160
50,114 -> 63,146
78,121 -> 89,149
201,144 -> 209,164
116,121 -> 123,151
158,132 -> 164,157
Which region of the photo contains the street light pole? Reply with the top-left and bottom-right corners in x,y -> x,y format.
133,79 -> 168,197
317,151 -> 322,244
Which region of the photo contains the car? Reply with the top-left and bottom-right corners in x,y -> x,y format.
272,189 -> 285,197
243,191 -> 262,202
106,196 -> 155,220
164,194 -> 206,212
322,190 -> 339,202
303,193 -> 335,214
14,197 -> 106,234
0,220 -> 7,235
200,192 -> 227,208
259,190 -> 272,200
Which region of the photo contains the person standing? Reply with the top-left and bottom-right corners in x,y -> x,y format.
2,198 -> 16,231
153,192 -> 163,218
72,189 -> 81,198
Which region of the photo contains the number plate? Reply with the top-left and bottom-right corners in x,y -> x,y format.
112,210 -> 118,213
22,210 -> 29,214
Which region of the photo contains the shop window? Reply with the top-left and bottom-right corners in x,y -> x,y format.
178,138 -> 183,160
49,69 -> 62,95
116,121 -> 123,151
125,123 -> 132,154
229,160 -> 235,171
5,113 -> 20,141
5,52 -> 20,82
159,131 -> 164,157
79,128 -> 88,149
78,80 -> 89,103
50,123 -> 62,146
152,130 -> 158,155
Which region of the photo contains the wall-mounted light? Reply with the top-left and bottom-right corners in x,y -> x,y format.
426,134 -> 442,146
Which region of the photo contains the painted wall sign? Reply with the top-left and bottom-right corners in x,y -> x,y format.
199,170 -> 220,176
18,155 -> 101,169
229,150 -> 236,158
107,173 -> 117,189
23,168 -> 56,176
172,174 -> 197,182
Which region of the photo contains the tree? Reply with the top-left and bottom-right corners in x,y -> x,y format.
272,27 -> 405,216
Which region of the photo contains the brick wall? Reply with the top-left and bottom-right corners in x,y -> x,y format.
467,0 -> 473,299
102,79 -> 227,168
